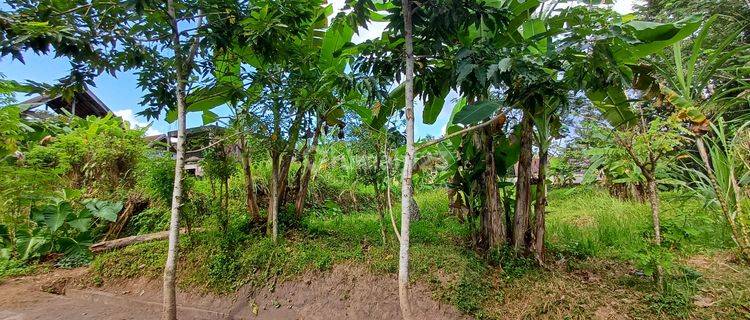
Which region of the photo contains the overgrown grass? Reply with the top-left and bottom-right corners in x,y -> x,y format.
546,186 -> 733,260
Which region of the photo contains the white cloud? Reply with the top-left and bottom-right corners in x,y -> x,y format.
114,109 -> 163,136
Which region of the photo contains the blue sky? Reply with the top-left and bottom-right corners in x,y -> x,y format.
0,0 -> 636,138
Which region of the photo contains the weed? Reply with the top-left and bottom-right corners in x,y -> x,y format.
55,252 -> 92,269
0,259 -> 34,280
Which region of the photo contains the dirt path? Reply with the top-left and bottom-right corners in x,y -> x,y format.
0,265 -> 468,320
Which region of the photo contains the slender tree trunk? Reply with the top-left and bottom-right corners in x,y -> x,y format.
295,121 -> 322,217
399,0 -> 415,318
240,134 -> 261,223
644,172 -> 664,287
267,151 -> 280,242
277,111 -> 305,210
384,138 -> 402,242
481,127 -> 505,249
374,144 -> 388,245
533,147 -> 548,264
513,112 -> 534,253
645,175 -> 661,245
162,1 -> 196,318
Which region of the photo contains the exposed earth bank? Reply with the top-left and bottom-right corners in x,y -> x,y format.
0,265 -> 468,320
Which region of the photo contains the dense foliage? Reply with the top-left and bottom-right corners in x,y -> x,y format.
0,0 -> 749,318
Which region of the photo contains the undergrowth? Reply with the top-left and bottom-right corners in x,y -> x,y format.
0,259 -> 37,281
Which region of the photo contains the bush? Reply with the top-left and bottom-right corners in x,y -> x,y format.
127,207 -> 169,235
136,154 -> 175,205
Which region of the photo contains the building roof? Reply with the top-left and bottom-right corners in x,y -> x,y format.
20,88 -> 111,118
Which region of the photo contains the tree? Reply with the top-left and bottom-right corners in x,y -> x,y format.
397,0 -> 416,317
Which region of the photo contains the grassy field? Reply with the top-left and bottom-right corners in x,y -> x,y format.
90,186 -> 750,319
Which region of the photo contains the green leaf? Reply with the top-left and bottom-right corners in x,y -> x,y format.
186,86 -> 233,112
58,235 -> 92,257
319,20 -> 354,69
586,87 -> 637,128
85,199 -> 122,222
33,202 -> 72,233
202,110 -> 219,124
452,100 -> 502,125
165,109 -> 177,123
15,228 -> 51,261
423,91 -> 448,125
67,217 -> 92,232
615,15 -> 702,63
456,63 -> 476,85
370,84 -> 405,129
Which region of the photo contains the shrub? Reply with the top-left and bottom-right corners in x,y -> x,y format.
136,154 -> 175,205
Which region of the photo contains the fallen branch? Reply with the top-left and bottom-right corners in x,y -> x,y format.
90,228 -> 201,253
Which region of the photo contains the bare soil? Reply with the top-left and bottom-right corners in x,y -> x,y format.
0,265 -> 468,320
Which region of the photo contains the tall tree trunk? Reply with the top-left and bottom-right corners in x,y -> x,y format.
162,2 -> 203,319
481,127 -> 505,249
267,151 -> 281,242
240,134 -> 261,223
399,0 -> 415,318
513,112 -> 534,253
533,147 -> 548,264
295,120 -> 322,217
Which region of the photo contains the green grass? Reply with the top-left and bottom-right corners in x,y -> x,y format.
546,186 -> 733,260
0,259 -> 37,281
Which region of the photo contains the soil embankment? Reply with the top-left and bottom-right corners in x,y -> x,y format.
0,265 -> 467,320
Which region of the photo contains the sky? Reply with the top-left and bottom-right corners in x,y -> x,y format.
0,0 -> 638,138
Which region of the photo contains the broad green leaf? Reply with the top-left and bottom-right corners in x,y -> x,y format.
202,110 -> 219,124
586,87 -> 637,127
319,20 -> 354,69
58,235 -> 92,257
15,228 -> 51,261
34,202 -> 72,233
445,124 -> 463,147
213,49 -> 241,86
343,101 -> 372,123
453,100 -> 502,126
67,217 -> 92,232
423,91 -> 448,125
165,109 -> 177,123
615,15 -> 702,63
370,84 -> 405,129
448,97 -> 468,125
186,86 -> 233,112
85,199 -> 122,222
